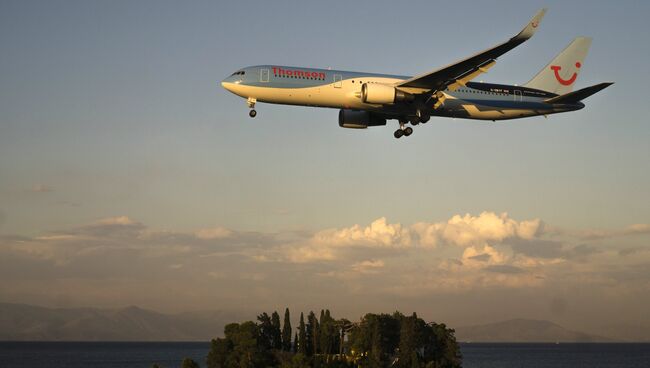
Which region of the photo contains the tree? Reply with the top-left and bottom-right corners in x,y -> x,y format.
204,310 -> 461,368
206,337 -> 233,368
181,358 -> 200,368
298,312 -> 307,355
282,308 -> 293,351
337,318 -> 352,355
424,323 -> 462,368
272,311 -> 283,350
257,312 -> 274,350
320,309 -> 338,355
293,332 -> 299,353
222,321 -> 276,368
306,311 -> 319,356
398,314 -> 425,368
280,353 -> 311,368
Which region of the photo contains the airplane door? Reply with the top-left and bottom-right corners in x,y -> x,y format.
514,90 -> 523,101
260,68 -> 270,83
333,74 -> 342,88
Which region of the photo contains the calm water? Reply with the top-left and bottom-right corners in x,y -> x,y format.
0,342 -> 648,368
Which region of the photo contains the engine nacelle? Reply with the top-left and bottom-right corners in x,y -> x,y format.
338,109 -> 386,129
361,83 -> 414,104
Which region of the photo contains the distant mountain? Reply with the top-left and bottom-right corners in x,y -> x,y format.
0,303 -> 239,341
454,318 -> 616,343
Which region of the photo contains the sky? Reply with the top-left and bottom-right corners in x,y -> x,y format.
1,0 -> 649,340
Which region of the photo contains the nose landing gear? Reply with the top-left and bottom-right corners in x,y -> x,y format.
247,97 -> 257,118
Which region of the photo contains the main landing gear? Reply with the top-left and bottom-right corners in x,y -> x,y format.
247,97 -> 257,118
394,120 -> 413,139
393,112 -> 430,139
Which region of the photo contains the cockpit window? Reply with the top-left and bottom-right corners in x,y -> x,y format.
230,71 -> 245,76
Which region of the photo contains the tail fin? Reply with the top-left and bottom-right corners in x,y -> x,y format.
524,37 -> 592,94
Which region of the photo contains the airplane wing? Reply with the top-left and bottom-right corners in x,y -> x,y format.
396,8 -> 547,93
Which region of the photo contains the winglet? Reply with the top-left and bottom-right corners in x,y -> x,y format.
514,8 -> 547,40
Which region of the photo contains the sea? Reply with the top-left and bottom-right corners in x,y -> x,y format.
0,342 -> 648,368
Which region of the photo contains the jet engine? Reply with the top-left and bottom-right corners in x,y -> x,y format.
338,109 -> 386,129
361,83 -> 414,104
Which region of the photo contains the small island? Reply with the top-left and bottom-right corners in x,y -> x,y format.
203,309 -> 461,368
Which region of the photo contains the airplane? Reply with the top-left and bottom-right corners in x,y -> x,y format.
221,9 -> 612,139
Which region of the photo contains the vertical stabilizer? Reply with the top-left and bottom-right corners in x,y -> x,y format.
524,37 -> 592,94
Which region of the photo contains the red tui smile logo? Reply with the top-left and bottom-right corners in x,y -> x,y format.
551,62 -> 581,86
531,21 -> 539,28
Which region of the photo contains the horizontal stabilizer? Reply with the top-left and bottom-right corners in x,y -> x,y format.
545,82 -> 613,104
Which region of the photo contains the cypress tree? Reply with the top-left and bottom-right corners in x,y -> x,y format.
306,311 -> 319,356
282,308 -> 292,351
298,312 -> 307,355
271,311 -> 282,350
293,332 -> 299,353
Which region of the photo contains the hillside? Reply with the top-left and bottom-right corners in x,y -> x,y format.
454,318 -> 615,342
0,303 -> 236,341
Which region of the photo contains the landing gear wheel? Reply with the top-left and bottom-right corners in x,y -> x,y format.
404,127 -> 413,136
249,109 -> 257,118
394,129 -> 404,139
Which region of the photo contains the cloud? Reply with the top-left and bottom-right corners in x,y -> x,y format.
578,223 -> 650,240
1,212 -> 649,323
97,216 -> 137,226
412,212 -> 543,248
351,259 -> 385,274
284,212 -> 543,263
195,227 -> 233,240
29,184 -> 53,193
312,217 -> 411,248
484,265 -> 526,274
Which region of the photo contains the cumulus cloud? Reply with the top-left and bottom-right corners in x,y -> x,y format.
1,212 -> 649,319
284,212 -> 544,263
312,217 -> 411,248
412,212 -> 543,248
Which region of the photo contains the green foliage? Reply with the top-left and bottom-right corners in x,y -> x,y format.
298,312 -> 307,355
206,337 -> 232,368
206,321 -> 276,368
181,357 -> 200,368
282,308 -> 293,351
305,311 -> 318,356
272,311 -> 283,350
293,332 -> 299,353
206,309 -> 461,368
258,312 -> 275,350
280,353 -> 311,368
